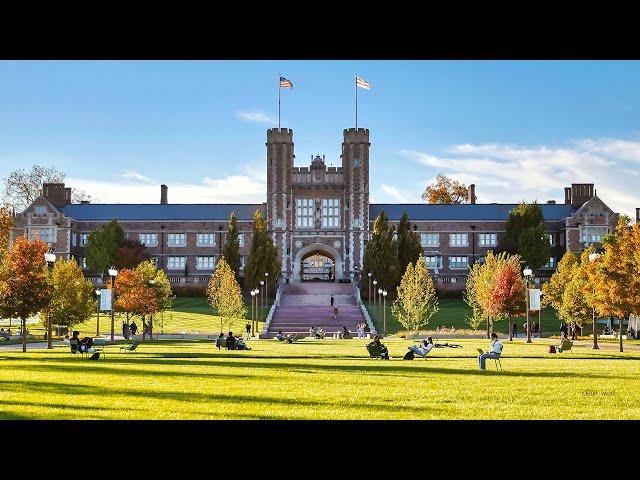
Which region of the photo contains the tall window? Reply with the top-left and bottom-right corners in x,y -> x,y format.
354,218 -> 361,228
240,256 -> 245,269
449,233 -> 469,247
322,198 -> 340,228
197,233 -> 215,246
238,233 -> 244,247
544,257 -> 556,269
71,232 -> 77,247
580,226 -> 608,243
449,256 -> 469,269
139,233 -> 158,246
478,233 -> 497,247
296,198 -> 314,228
29,227 -> 54,243
420,233 -> 439,247
424,255 -> 442,269
196,256 -> 216,270
167,256 -> 186,270
168,233 -> 186,247
544,233 -> 555,246
80,233 -> 89,246
81,257 -> 87,269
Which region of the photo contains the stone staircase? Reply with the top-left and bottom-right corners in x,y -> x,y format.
261,282 -> 367,338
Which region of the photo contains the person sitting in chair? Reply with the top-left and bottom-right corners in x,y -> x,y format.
0,328 -> 9,341
409,337 -> 434,356
275,330 -> 286,342
316,327 -> 325,339
339,326 -> 351,339
367,335 -> 389,360
478,333 -> 503,370
225,331 -> 237,350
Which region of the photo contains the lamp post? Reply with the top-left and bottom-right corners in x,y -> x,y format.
260,280 -> 265,323
367,272 -> 372,308
95,289 -> 101,337
108,266 -> 118,342
589,252 -> 601,350
372,280 -> 377,309
145,279 -> 156,340
44,251 -> 56,349
264,272 -> 269,311
250,289 -> 255,336
523,266 -> 533,344
378,287 -> 383,332
382,290 -> 388,336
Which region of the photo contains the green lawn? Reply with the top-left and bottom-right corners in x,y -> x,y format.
1,338 -> 639,419
367,299 -> 577,336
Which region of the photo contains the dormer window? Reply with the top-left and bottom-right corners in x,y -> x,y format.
35,205 -> 47,214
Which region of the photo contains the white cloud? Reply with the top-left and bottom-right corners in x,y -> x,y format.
121,170 -> 155,183
400,138 -> 640,217
380,184 -> 412,203
235,110 -> 277,125
68,167 -> 266,204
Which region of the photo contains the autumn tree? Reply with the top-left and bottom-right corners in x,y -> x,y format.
392,255 -> 439,336
396,211 -> 422,278
0,237 -> 50,352
222,211 -> 241,280
542,251 -> 578,313
41,259 -> 94,332
558,248 -> 593,333
499,202 -> 551,272
115,238 -> 149,270
86,219 -> 125,277
244,210 -> 280,296
421,173 -> 468,204
1,165 -> 65,211
136,260 -> 173,338
488,259 -> 526,341
207,257 -> 246,333
0,204 -> 13,257
363,210 -> 400,291
589,217 -> 640,352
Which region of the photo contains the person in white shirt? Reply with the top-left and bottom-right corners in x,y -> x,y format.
478,333 -> 503,370
410,337 -> 434,356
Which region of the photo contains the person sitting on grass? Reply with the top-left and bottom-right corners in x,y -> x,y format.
315,327 -> 325,339
215,332 -> 226,350
339,326 -> 351,339
478,333 -> 503,370
309,326 -> 317,338
225,331 -> 237,350
368,335 -> 389,360
275,330 -> 286,342
235,336 -> 251,350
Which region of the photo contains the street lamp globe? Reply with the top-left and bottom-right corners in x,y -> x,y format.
260,280 -> 264,286
373,280 -> 377,286
108,267 -> 118,278
44,252 -> 56,263
265,272 -> 269,277
523,267 -> 532,277
378,288 -> 383,295
95,289 -> 101,296
368,272 -> 372,277
251,290 -> 256,297
382,290 -> 387,297
589,252 -> 601,263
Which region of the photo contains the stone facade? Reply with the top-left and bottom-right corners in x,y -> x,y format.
10,130 -> 623,290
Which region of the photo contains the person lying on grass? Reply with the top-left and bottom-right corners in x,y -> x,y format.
409,337 -> 434,356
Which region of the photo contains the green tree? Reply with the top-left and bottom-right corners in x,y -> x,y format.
41,259 -> 94,331
499,202 -> 551,272
363,210 -> 400,291
136,260 -> 173,338
0,236 -> 50,352
86,219 -> 125,276
392,255 -> 439,336
396,211 -> 422,277
207,257 -> 247,333
244,210 -> 280,295
222,211 -> 241,280
558,249 -> 592,331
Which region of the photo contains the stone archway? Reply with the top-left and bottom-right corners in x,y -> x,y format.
292,242 -> 343,282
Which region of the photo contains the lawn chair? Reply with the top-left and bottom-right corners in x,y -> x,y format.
69,339 -> 88,358
120,343 -> 139,353
557,340 -> 573,353
492,353 -> 503,371
93,338 -> 107,358
366,343 -> 384,359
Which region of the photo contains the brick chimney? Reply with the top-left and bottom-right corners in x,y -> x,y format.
160,184 -> 168,205
564,187 -> 572,205
636,207 -> 639,224
42,183 -> 71,208
468,184 -> 476,204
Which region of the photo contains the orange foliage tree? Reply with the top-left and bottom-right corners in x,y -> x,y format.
487,260 -> 526,341
0,236 -> 50,352
421,174 -> 469,204
0,204 -> 14,256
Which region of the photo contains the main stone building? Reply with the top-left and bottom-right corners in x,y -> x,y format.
11,127 -> 626,290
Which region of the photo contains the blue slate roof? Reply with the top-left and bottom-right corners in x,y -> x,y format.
369,204 -> 574,221
61,204 -> 264,221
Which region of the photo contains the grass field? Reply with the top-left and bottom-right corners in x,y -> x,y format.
1,337 -> 639,419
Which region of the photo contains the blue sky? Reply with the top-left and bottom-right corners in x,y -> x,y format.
1,60 -> 639,216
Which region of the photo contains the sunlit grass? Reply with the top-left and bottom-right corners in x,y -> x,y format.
1,337 -> 639,419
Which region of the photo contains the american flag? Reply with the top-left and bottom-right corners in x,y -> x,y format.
280,77 -> 293,88
356,76 -> 372,90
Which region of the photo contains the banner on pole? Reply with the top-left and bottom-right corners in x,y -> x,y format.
100,289 -> 113,311
528,288 -> 541,311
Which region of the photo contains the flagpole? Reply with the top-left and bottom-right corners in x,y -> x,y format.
278,74 -> 281,130
355,74 -> 358,130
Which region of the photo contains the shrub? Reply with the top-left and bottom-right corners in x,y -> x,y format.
172,285 -> 207,297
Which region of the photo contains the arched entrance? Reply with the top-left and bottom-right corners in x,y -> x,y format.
292,243 -> 343,282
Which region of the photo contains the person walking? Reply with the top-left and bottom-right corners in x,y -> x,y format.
245,322 -> 251,338
512,322 -> 517,338
333,305 -> 339,321
330,295 -> 334,307
121,321 -> 127,339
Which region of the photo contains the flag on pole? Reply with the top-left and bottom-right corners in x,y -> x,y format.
356,76 -> 372,90
280,77 -> 293,88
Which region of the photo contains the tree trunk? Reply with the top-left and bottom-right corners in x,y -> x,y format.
619,316 -> 624,353
142,314 -> 146,341
509,316 -> 513,341
486,317 -> 490,339
21,317 -> 26,353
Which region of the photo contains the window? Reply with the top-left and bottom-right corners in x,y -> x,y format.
392,232 -> 398,241
238,233 -> 244,247
81,257 -> 87,269
354,218 -> 361,227
29,227 -> 54,243
478,233 -> 497,247
35,205 -> 47,214
449,256 -> 469,269
449,233 -> 468,247
80,233 -> 89,246
424,255 -> 442,269
544,257 -> 556,269
353,159 -> 361,167
580,226 -> 608,243
71,232 -> 77,247
544,233 -> 555,246
276,218 -> 283,228
240,256 -> 245,269
420,233 -> 439,247
196,233 -> 215,246
167,256 -> 186,270
296,198 -> 314,228
168,233 -> 186,247
196,256 -> 216,270
139,233 -> 158,247
322,198 -> 340,228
